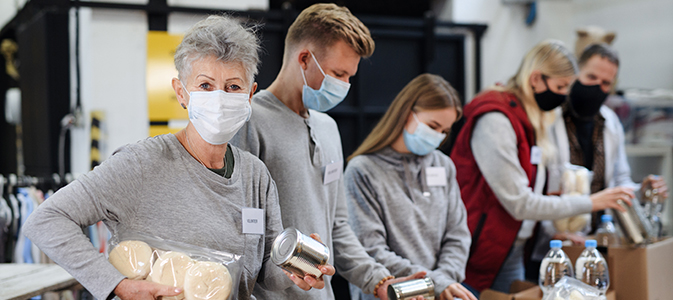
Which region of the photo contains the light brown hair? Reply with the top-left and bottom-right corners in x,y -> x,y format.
348,74 -> 462,161
284,3 -> 375,60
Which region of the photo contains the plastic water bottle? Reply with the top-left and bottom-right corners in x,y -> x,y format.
595,214 -> 620,247
539,240 -> 574,295
575,239 -> 609,295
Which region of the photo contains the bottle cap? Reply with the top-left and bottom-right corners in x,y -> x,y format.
550,240 -> 562,248
585,239 -> 597,248
601,214 -> 612,223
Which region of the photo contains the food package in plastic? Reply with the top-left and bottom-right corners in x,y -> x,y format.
108,231 -> 242,300
542,276 -> 605,300
555,164 -> 593,232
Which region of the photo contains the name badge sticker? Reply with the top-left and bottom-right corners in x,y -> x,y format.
530,146 -> 542,165
323,161 -> 343,185
426,167 -> 447,187
242,208 -> 264,235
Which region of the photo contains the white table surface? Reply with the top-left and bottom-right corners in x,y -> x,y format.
0,263 -> 78,300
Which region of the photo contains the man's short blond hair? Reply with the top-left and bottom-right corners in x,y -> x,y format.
285,3 -> 375,58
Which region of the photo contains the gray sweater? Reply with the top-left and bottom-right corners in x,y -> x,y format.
345,147 -> 471,300
22,134 -> 290,300
230,90 -> 391,299
471,112 -> 593,221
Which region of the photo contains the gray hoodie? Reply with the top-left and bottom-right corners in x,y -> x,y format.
345,147 -> 471,300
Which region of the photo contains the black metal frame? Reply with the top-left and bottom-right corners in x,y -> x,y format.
0,0 -> 487,177
0,0 -> 487,93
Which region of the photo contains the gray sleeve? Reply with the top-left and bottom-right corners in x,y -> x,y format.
333,173 -> 392,294
427,161 -> 471,295
255,171 -> 294,291
471,112 -> 593,220
22,148 -> 143,300
344,162 -> 428,282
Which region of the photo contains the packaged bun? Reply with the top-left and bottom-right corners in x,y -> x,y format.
109,240 -> 153,280
554,217 -> 570,232
562,169 -> 577,195
575,168 -> 591,195
567,214 -> 590,232
149,251 -> 194,300
184,261 -> 232,300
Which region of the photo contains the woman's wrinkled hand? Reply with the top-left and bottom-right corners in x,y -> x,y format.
113,278 -> 182,300
283,233 -> 335,291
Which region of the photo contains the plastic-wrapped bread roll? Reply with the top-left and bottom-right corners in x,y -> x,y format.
554,217 -> 570,232
575,168 -> 591,195
184,261 -> 232,300
109,240 -> 153,280
567,213 -> 590,232
569,289 -> 586,300
149,251 -> 194,300
562,169 -> 577,195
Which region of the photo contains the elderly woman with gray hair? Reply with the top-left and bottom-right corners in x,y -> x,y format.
23,15 -> 320,300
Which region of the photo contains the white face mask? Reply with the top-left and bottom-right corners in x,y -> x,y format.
182,82 -> 251,145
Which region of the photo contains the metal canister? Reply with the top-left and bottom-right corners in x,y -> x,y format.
271,227 -> 330,279
388,277 -> 435,300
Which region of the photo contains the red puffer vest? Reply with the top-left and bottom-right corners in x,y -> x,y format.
450,90 -> 537,292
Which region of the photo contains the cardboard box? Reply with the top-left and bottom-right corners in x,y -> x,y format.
480,280 -> 541,300
563,237 -> 673,300
480,280 -> 615,300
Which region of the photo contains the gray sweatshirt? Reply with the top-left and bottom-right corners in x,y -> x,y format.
471,112 -> 593,220
22,134 -> 290,300
230,90 -> 392,299
345,147 -> 471,300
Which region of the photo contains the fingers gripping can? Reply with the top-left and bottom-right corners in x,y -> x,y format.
388,277 -> 435,300
271,227 -> 330,279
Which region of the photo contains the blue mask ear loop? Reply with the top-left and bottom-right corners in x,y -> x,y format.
411,112 -> 421,133
308,50 -> 327,77
301,50 -> 327,86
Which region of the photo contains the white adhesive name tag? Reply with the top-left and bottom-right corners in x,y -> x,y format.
242,208 -> 264,235
530,146 -> 542,165
323,161 -> 343,185
426,167 -> 447,187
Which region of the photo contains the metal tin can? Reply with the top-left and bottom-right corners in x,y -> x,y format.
271,227 -> 330,279
388,277 -> 435,300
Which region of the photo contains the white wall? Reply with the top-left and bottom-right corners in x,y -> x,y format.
570,0 -> 673,90
0,0 -> 26,30
452,0 -> 673,92
69,8 -> 150,175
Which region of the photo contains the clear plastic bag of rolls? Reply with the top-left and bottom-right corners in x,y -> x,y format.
107,231 -> 242,300
555,164 -> 593,232
541,276 -> 603,300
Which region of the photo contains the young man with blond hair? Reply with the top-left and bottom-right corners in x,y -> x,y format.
231,3 -> 424,299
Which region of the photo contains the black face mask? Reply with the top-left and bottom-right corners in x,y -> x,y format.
569,81 -> 609,118
534,75 -> 567,111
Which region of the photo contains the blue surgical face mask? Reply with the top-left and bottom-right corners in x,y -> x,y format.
301,50 -> 351,112
403,113 -> 446,156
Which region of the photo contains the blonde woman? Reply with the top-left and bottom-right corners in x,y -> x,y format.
345,74 -> 476,300
450,40 -> 634,294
